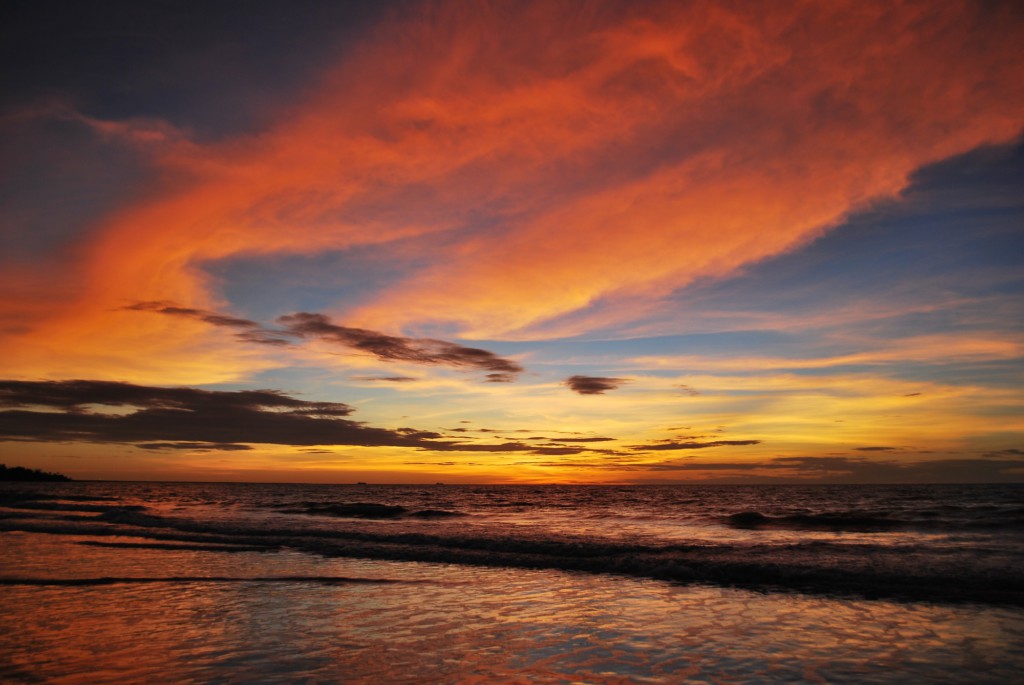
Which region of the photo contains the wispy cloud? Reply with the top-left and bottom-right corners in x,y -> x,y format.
631,335 -> 1024,373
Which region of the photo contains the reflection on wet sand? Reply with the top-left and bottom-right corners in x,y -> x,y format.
1,531 -> 1021,684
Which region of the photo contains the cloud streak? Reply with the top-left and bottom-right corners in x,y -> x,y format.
632,335 -> 1024,373
279,312 -> 522,380
124,302 -> 523,380
123,301 -> 292,346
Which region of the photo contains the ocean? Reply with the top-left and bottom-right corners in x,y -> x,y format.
2,481 -> 1022,683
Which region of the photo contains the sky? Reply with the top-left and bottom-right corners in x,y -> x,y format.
1,0 -> 1023,484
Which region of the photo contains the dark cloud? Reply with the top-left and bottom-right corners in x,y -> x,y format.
402,462 -> 483,467
983,448 -> 1024,458
279,312 -> 523,379
636,457 -> 837,472
484,373 -> 516,383
529,436 -> 615,443
123,302 -> 257,329
395,428 -> 445,440
408,440 -> 589,456
770,456 -> 873,470
0,379 -> 341,414
786,456 -> 1024,483
529,447 -> 586,456
676,384 -> 700,396
0,380 -> 607,455
351,376 -> 418,383
137,442 -> 252,451
0,380 -> 434,450
516,455 -> 646,468
0,380 -> 454,451
564,375 -> 627,395
630,439 -> 761,451
854,446 -> 900,452
233,330 -> 294,347
425,441 -> 539,453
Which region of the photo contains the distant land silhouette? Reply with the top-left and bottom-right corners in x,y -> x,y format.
0,464 -> 72,482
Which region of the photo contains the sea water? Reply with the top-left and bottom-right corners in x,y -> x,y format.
2,482 -> 1022,683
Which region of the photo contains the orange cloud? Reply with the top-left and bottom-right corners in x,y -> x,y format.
1,0 -> 1022,382
347,1 -> 1024,338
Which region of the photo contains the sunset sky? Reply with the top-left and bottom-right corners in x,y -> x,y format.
2,0 -> 1022,483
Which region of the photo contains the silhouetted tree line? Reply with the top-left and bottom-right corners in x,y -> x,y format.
0,464 -> 72,481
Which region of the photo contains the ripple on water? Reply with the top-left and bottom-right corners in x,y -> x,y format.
1,531 -> 1023,684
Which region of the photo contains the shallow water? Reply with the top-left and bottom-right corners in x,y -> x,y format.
3,531 -> 1023,684
2,482 -> 1023,683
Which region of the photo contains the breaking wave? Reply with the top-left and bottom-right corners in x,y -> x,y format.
2,490 -> 1023,606
724,508 -> 1024,532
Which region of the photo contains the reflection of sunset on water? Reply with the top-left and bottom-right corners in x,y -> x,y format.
2,480 -> 1023,681
1,529 -> 1019,683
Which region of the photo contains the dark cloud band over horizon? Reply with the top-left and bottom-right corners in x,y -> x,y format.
0,379 -> 580,454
